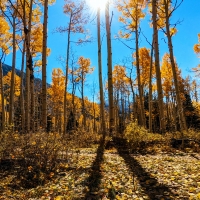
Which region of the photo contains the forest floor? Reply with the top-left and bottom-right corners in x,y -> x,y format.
1,138 -> 200,200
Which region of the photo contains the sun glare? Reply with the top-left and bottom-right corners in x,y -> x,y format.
88,0 -> 108,11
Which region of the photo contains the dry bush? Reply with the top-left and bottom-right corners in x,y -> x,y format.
67,128 -> 101,148
0,128 -> 101,189
0,131 -> 80,188
183,129 -> 200,141
164,129 -> 200,141
124,123 -> 200,152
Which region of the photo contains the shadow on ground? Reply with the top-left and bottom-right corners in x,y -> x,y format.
82,135 -> 105,200
113,137 -> 178,200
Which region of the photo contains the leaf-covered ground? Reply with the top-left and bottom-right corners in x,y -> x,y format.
1,141 -> 200,200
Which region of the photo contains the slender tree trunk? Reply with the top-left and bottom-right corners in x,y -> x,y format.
97,8 -> 106,134
93,94 -> 96,132
129,72 -> 137,121
116,90 -> 119,131
71,63 -> 76,129
9,15 -> 16,128
121,91 -> 125,132
148,39 -> 154,132
166,95 -> 170,130
128,93 -> 131,121
194,81 -> 198,102
25,68 -> 30,132
81,73 -> 86,128
0,62 -> 5,132
152,0 -> 165,133
105,2 -> 114,135
42,0 -> 48,131
135,25 -> 146,127
63,13 -> 72,135
28,0 -> 34,132
164,0 -> 187,134
20,41 -> 25,133
24,0 -> 33,132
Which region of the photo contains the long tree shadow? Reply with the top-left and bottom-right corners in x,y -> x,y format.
82,134 -> 105,200
113,137 -> 178,200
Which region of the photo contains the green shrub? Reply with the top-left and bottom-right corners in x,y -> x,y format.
124,121 -> 148,148
124,122 -> 164,149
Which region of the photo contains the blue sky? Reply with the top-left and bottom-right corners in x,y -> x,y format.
5,0 -> 200,101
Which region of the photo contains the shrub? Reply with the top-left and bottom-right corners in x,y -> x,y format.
0,128 -> 101,189
0,131 -> 77,188
124,121 -> 148,148
124,121 -> 165,149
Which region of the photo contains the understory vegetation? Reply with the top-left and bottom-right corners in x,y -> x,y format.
1,124 -> 200,199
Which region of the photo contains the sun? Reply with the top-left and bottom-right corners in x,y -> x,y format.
87,0 -> 108,11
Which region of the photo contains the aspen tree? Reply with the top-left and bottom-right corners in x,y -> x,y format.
61,0 -> 88,134
41,0 -> 48,131
9,12 -> 16,127
149,40 -> 154,132
105,1 -> 115,135
76,56 -> 94,129
151,0 -> 165,133
160,0 -> 187,133
48,68 -> 65,132
112,65 -> 129,131
117,0 -> 147,127
161,53 -> 182,130
0,62 -> 5,132
0,15 -> 11,132
0,1 -> 18,129
20,42 -> 25,133
97,7 -> 106,134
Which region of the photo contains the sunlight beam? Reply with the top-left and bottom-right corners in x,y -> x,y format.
87,0 -> 108,11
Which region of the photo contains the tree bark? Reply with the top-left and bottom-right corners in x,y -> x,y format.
23,0 -> 33,132
97,8 -> 106,134
105,2 -> 114,136
148,39 -> 154,132
81,71 -> 86,128
152,0 -> 165,133
42,0 -> 48,131
93,94 -> 96,132
29,0 -> 34,132
164,0 -> 187,133
9,14 -> 16,128
63,13 -> 72,135
20,41 -> 25,133
135,26 -> 146,127
0,62 -> 5,132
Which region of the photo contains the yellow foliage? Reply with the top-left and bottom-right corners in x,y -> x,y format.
117,0 -> 147,38
135,47 -> 154,87
38,0 -> 56,5
192,101 -> 200,113
112,65 -> 129,92
170,27 -> 177,36
76,56 -> 94,82
156,0 -> 173,29
3,71 -> 21,96
48,68 -> 65,114
0,16 -> 12,54
161,53 -> 182,97
194,34 -> 200,58
124,121 -> 164,149
30,24 -> 50,58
